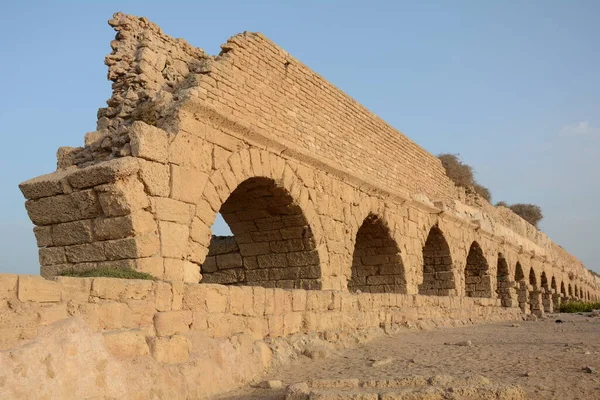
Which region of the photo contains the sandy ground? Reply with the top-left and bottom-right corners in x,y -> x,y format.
217,313 -> 600,399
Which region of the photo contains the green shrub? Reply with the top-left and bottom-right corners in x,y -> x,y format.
59,267 -> 156,280
559,301 -> 600,313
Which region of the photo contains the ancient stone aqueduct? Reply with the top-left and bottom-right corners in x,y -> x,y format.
2,12 -> 599,398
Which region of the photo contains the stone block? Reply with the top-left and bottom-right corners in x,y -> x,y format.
238,242 -> 271,256
93,211 -> 156,241
96,176 -> 149,217
159,221 -> 189,259
292,290 -> 307,311
202,256 -> 217,273
287,251 -> 319,267
216,253 -> 243,269
164,258 -> 185,281
188,240 -> 209,265
19,167 -> 75,200
25,190 -> 102,226
183,261 -> 201,283
38,303 -> 69,326
103,329 -> 150,358
129,121 -> 169,163
183,284 -> 207,311
39,247 -> 67,266
154,281 -> 173,312
151,197 -> 193,224
33,226 -> 53,247
189,217 -> 211,244
52,220 -> 94,246
91,277 -> 153,301
257,253 -> 288,269
18,275 -> 61,302
138,159 -> 170,197
204,284 -> 229,313
270,239 -> 305,253
154,310 -> 193,336
65,242 -> 106,263
171,165 -> 209,204
135,257 -> 164,278
55,276 -> 92,303
104,234 -> 161,260
67,157 -> 140,189
149,335 -> 190,364
0,274 -> 18,300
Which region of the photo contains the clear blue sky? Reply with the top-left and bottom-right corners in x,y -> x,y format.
1,1 -> 599,274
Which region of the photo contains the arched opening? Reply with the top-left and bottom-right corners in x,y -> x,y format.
515,262 -> 525,282
348,214 -> 406,294
496,253 -> 511,307
464,241 -> 491,298
574,284 -> 579,299
550,276 -> 560,309
201,177 -> 321,290
580,288 -> 584,299
560,281 -> 566,296
541,272 -> 549,291
528,268 -> 542,316
529,268 -> 537,287
514,262 -> 527,312
419,226 -> 455,296
540,271 -> 551,312
568,283 -> 573,297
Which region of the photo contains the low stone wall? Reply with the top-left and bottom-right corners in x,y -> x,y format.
0,274 -> 520,399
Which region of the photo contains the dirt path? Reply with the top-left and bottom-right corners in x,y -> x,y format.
218,313 -> 600,399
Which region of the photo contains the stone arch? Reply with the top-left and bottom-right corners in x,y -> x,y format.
574,284 -> 579,299
464,241 -> 491,298
580,287 -> 584,299
348,213 -> 406,294
551,276 -> 557,292
418,225 -> 455,296
189,149 -> 327,289
568,283 -> 573,297
201,176 -> 321,289
496,253 -> 512,306
560,281 -> 566,296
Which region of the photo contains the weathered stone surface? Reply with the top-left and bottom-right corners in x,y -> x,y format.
148,335 -> 190,364
151,197 -> 193,224
96,176 -> 149,217
18,167 -> 76,200
25,190 -> 102,226
103,329 -> 150,358
67,157 -> 140,189
154,310 -> 192,336
18,275 -> 61,302
129,121 -> 169,163
93,211 -> 156,241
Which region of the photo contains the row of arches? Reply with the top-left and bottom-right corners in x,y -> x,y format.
197,174 -> 598,306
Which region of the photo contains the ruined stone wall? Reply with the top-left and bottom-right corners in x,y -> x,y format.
0,273 -> 520,399
19,13 -> 600,302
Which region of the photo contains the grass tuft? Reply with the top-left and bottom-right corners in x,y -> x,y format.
58,267 -> 156,280
559,301 -> 600,313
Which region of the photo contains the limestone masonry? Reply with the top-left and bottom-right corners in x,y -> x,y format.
4,12 -> 600,398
